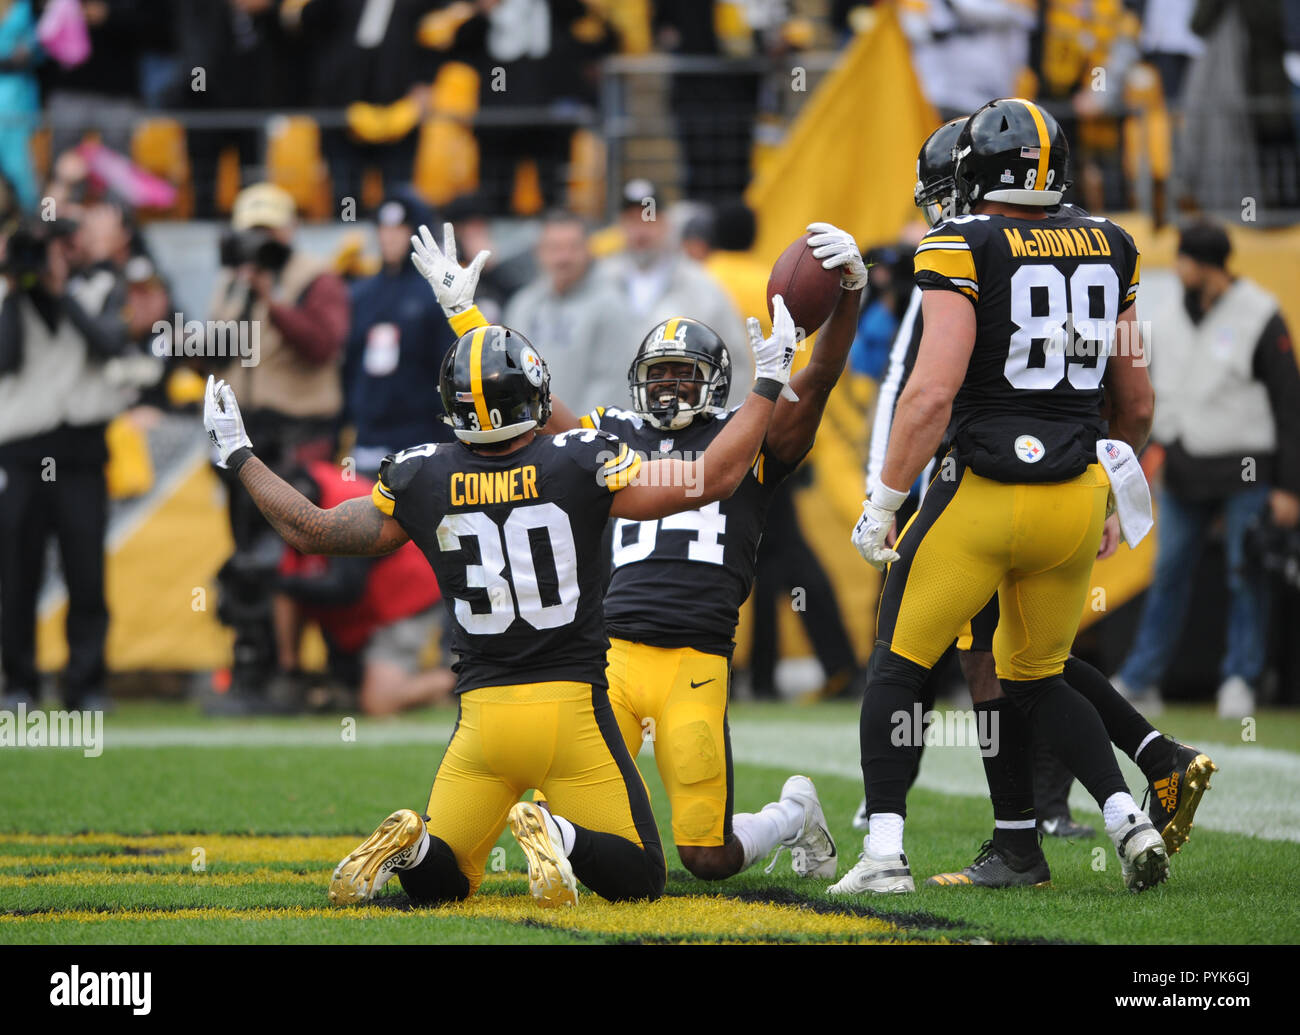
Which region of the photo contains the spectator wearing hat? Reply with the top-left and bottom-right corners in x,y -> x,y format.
1113,220 -> 1300,718
342,190 -> 457,477
206,182 -> 350,710
501,209 -> 627,413
596,179 -> 751,393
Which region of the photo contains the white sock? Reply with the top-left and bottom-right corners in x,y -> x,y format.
1102,791 -> 1143,831
730,802 -> 789,870
866,813 -> 905,857
549,813 -> 577,857
402,831 -> 430,869
766,796 -> 806,842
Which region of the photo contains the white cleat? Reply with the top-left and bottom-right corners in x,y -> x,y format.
773,775 -> 837,879
828,840 -> 914,895
508,801 -> 578,908
851,797 -> 870,831
1108,812 -> 1169,893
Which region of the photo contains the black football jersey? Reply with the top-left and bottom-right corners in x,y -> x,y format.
371,430 -> 642,693
579,406 -> 798,657
913,210 -> 1141,482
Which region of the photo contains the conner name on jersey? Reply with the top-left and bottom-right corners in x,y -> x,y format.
449,466 -> 539,507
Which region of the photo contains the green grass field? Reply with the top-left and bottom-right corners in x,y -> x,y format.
3,700 -> 1299,945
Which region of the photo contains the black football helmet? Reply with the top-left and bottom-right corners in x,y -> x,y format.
628,317 -> 730,431
914,117 -> 969,227
439,324 -> 551,444
953,98 -> 1070,210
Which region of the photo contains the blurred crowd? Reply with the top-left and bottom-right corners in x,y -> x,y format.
892,0 -> 1300,213
1,1 -> 1295,229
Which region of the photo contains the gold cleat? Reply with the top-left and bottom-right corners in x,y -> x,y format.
508,801 -> 578,909
329,808 -> 426,905
1151,748 -> 1218,855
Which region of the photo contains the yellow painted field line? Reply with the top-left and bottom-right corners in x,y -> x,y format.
0,869 -> 521,889
1,900 -> 918,943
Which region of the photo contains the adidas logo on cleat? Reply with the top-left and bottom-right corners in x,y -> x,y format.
1153,772 -> 1179,811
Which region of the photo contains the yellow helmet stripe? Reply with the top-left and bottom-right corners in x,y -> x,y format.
468,327 -> 494,430
662,317 -> 682,343
1016,98 -> 1051,188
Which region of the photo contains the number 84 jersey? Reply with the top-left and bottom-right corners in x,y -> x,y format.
582,406 -> 800,658
371,429 -> 642,693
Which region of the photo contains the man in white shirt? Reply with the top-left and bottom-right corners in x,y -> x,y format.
502,211 -> 628,413
597,180 -> 752,394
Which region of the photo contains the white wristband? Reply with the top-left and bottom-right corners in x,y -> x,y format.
871,482 -> 908,513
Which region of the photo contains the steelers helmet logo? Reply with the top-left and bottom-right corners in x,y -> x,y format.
1015,435 -> 1046,463
520,345 -> 544,387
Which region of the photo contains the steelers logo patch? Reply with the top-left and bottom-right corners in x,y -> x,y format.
1015,435 -> 1046,463
520,346 -> 544,387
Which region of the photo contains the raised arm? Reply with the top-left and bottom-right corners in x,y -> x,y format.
238,458 -> 409,556
610,298 -> 798,520
764,222 -> 867,466
204,376 -> 409,556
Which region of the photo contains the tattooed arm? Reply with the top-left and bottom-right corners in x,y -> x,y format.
237,457 -> 410,556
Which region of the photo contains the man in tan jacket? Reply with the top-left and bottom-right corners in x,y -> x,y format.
207,183 -> 350,713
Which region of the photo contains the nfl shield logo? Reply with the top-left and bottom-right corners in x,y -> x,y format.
660,438 -> 674,453
1106,442 -> 1121,460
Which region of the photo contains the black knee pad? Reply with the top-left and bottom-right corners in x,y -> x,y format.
999,674 -> 1060,714
868,647 -> 932,699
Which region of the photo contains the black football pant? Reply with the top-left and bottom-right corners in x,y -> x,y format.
751,479 -> 857,697
0,446 -> 108,706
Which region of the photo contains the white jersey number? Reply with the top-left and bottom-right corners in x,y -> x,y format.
1005,262 -> 1119,390
436,503 -> 579,633
611,501 -> 727,568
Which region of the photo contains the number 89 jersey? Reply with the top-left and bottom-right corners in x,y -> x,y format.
581,406 -> 798,657
371,430 -> 642,693
914,211 -> 1141,482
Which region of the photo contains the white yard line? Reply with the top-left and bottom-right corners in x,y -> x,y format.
92,716 -> 1300,843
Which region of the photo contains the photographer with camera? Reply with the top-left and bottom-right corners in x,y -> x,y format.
0,217 -> 138,711
206,183 -> 349,714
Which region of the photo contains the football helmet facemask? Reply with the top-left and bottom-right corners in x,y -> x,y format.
440,325 -> 551,444
628,317 -> 730,431
953,98 -> 1070,209
914,116 -> 969,227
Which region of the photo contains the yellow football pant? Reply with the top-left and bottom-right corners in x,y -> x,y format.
605,639 -> 733,847
878,464 -> 1110,681
425,680 -> 659,894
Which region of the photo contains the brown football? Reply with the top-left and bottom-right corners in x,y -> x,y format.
766,232 -> 842,335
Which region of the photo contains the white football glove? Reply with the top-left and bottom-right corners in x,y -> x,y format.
748,294 -> 799,401
204,374 -> 252,469
851,484 -> 907,569
410,221 -> 489,316
806,221 -> 868,291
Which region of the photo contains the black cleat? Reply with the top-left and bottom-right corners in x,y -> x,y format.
1039,815 -> 1096,840
925,840 -> 1051,888
1146,740 -> 1218,854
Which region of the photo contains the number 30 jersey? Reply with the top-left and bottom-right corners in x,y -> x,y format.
580,406 -> 798,658
914,211 -> 1141,482
371,430 -> 642,693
